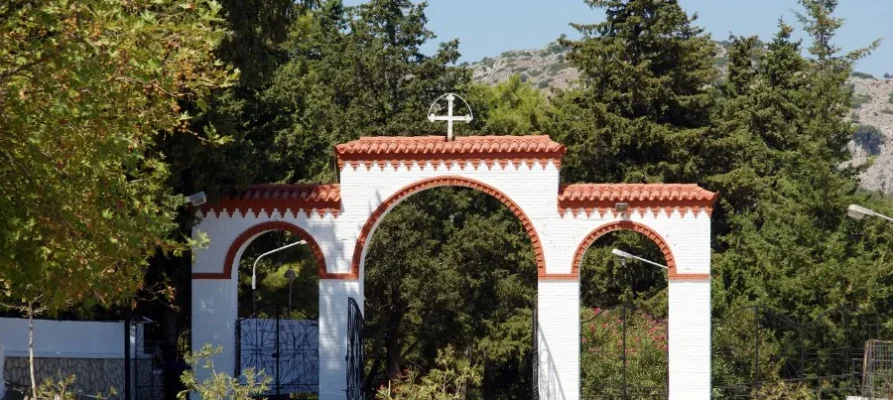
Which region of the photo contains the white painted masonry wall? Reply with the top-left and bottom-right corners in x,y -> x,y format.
0,318 -> 134,358
192,156 -> 713,400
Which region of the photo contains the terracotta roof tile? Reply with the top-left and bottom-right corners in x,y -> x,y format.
201,184 -> 341,217
558,183 -> 718,217
335,135 -> 566,169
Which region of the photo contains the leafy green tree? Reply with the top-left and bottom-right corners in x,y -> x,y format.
706,2 -> 892,393
465,74 -> 549,134
854,124 -> 883,155
0,0 -> 232,396
363,188 -> 537,399
236,231 -> 319,319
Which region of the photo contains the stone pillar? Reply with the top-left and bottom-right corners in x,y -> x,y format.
668,278 -> 711,400
537,279 -> 580,400
318,279 -> 362,400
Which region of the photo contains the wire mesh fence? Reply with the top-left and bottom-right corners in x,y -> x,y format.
863,339 -> 893,399
711,305 -> 885,400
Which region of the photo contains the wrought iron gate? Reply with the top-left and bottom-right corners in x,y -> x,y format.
346,297 -> 364,400
237,304 -> 319,396
132,322 -> 164,400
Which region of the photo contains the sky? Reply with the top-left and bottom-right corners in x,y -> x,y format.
342,0 -> 892,77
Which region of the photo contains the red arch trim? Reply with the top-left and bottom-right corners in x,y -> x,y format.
192,221 -> 332,279
350,176 -> 549,279
567,220 -> 709,281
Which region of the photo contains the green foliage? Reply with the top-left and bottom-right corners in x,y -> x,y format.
374,346 -> 482,400
748,380 -> 815,399
851,92 -> 872,108
889,91 -> 893,104
178,344 -> 270,400
36,375 -> 115,400
579,231 -> 667,310
0,0 -> 234,314
553,0 -> 717,183
580,307 -> 667,397
851,71 -> 875,79
464,74 -> 549,134
237,231 -> 319,318
854,124 -> 883,155
363,188 -> 536,397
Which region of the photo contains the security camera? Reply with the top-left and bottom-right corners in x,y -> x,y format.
186,191 -> 207,207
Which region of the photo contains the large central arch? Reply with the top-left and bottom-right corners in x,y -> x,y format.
190,135 -> 718,400
352,175 -> 547,279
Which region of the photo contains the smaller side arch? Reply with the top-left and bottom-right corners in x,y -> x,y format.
570,220 -> 679,279
192,221 -> 329,279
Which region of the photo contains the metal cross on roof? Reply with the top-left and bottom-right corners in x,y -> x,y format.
427,93 -> 473,141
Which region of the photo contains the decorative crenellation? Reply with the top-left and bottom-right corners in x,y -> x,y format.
199,184 -> 342,219
558,183 -> 718,218
335,136 -> 566,171
349,176 -> 550,279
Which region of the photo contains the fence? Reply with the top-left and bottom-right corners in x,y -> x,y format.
580,303 -> 668,399
712,306 -> 883,399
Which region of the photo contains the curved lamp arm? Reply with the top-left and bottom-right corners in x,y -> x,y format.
252,240 -> 306,290
611,248 -> 669,270
847,204 -> 893,223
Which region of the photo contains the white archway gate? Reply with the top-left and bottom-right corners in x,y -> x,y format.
191,135 -> 716,400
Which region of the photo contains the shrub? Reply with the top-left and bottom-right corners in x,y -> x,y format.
851,93 -> 872,108
854,124 -> 884,156
178,344 -> 270,400
852,71 -> 875,79
580,307 -> 668,397
374,346 -> 481,400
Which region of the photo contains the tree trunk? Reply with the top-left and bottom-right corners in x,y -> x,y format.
28,304 -> 37,400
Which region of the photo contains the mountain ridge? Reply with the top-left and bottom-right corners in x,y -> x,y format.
468,42 -> 893,195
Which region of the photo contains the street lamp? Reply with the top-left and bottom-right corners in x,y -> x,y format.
252,240 -> 306,311
611,248 -> 669,270
846,204 -> 893,223
610,247 -> 670,400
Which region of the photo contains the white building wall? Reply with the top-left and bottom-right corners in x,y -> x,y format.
0,318 -> 130,358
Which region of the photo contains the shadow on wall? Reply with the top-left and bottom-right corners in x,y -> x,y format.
538,324 -> 565,400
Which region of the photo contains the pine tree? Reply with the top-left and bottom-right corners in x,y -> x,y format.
551,0 -> 718,183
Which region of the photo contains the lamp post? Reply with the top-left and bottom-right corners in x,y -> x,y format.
285,268 -> 296,318
611,248 -> 668,400
251,240 -> 306,312
846,204 -> 893,223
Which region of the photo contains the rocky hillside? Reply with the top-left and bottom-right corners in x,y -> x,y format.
468,43 -> 893,195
